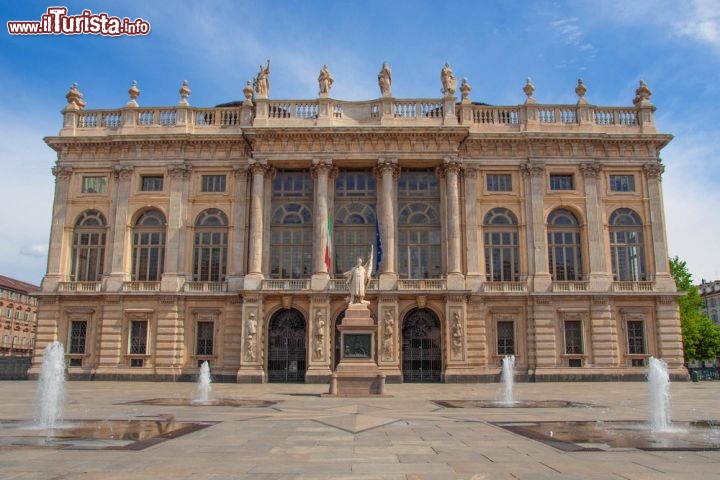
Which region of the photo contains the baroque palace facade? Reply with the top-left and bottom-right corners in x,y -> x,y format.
32,65 -> 686,382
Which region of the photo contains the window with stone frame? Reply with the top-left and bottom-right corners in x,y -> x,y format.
626,320 -> 646,355
132,209 -> 166,281
563,320 -> 583,354
68,320 -> 87,354
81,176 -> 107,194
609,174 -> 636,192
483,208 -> 520,282
196,321 -> 214,355
71,210 -> 107,282
129,320 -> 148,355
497,320 -> 515,355
334,170 -> 377,277
192,209 -> 228,282
141,175 -> 164,192
270,171 -> 313,279
201,174 -> 227,193
549,174 -> 574,190
398,170 -> 441,279
547,209 -> 583,281
486,173 -> 513,192
609,208 -> 646,281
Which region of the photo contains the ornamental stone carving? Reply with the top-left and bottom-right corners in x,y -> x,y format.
375,157 -> 400,179
51,165 -> 73,181
440,63 -> 457,96
167,163 -> 192,179
318,64 -> 334,96
520,161 -> 545,177
178,80 -> 191,106
113,164 -> 134,180
313,310 -> 325,361
65,83 -> 86,109
378,62 -> 392,98
644,162 -> 665,180
244,312 -> 258,362
633,80 -> 652,106
523,77 -> 536,104
127,80 -> 140,107
243,80 -> 254,106
579,162 -> 601,177
460,77 -> 472,103
382,310 -> 395,361
575,78 -> 587,105
451,311 -> 463,360
254,60 -> 270,98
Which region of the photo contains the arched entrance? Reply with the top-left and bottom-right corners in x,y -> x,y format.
267,309 -> 307,383
402,308 -> 442,382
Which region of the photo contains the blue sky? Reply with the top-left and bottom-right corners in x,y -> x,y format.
1,0 -> 719,286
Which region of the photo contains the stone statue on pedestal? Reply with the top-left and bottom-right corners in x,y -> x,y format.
254,59 -> 270,98
343,245 -> 374,305
441,62 -> 456,96
318,64 -> 334,96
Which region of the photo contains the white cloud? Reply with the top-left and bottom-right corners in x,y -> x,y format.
20,245 -> 48,259
550,17 -> 594,53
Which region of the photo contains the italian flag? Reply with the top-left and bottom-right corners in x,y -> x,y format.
325,215 -> 333,273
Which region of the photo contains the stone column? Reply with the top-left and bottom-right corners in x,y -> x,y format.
376,157 -> 399,289
311,158 -> 333,290
463,166 -> 482,292
245,160 -> 269,289
161,163 -> 192,292
655,296 -> 685,374
105,165 -> 134,292
42,166 -> 73,293
644,163 -> 674,291
521,161 -> 551,292
227,165 -> 249,292
580,162 -> 611,291
441,157 -> 464,290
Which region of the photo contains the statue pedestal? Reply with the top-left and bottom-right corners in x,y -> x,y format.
326,303 -> 388,396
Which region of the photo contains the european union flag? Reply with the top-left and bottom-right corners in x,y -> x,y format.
375,219 -> 383,271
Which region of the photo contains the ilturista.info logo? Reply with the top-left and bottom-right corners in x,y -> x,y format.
7,7 -> 150,36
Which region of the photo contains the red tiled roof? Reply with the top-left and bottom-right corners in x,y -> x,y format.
0,275 -> 40,295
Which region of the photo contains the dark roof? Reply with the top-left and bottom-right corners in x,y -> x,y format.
0,275 -> 40,295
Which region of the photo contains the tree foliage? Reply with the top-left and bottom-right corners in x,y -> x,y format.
670,256 -> 720,361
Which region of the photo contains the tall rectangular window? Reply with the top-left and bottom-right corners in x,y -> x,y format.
201,175 -> 227,193
487,174 -> 512,192
627,320 -> 645,354
141,176 -> 164,192
549,174 -> 574,190
69,320 -> 87,354
497,321 -> 515,355
81,176 -> 107,194
196,321 -> 214,355
398,170 -> 441,278
609,175 -> 635,192
564,320 -> 583,354
129,320 -> 148,354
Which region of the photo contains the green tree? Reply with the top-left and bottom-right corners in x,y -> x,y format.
669,256 -> 720,361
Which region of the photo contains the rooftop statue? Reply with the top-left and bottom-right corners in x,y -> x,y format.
378,62 -> 392,97
318,64 -> 334,96
254,59 -> 270,98
440,62 -> 456,96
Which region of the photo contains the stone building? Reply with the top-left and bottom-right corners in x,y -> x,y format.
699,280 -> 720,326
32,67 -> 686,382
0,275 -> 39,357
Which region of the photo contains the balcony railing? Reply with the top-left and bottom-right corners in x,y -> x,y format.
261,279 -> 310,291
122,281 -> 161,292
397,279 -> 446,290
552,281 -> 590,293
57,282 -> 101,293
183,282 -> 228,293
611,281 -> 656,292
482,282 -> 528,293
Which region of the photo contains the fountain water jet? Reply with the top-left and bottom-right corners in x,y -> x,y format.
500,355 -> 515,404
193,361 -> 212,403
648,356 -> 671,432
35,341 -> 66,429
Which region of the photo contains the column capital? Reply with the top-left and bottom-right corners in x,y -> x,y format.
579,161 -> 602,178
310,158 -> 334,178
441,156 -> 463,175
520,161 -> 545,178
463,165 -> 479,179
233,164 -> 248,178
51,165 -> 73,181
644,162 -> 665,180
113,164 -> 135,181
167,162 -> 191,180
375,156 -> 400,178
248,160 -> 272,177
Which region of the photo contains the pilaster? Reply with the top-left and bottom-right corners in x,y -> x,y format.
105,165 -> 134,291
237,295 -> 265,383
42,166 -> 73,292
644,163 -> 675,291
580,162 -> 612,290
521,161 -> 551,292
306,295 -> 332,383
161,163 -> 192,292
590,296 -> 618,367
227,165 -> 249,291
377,295 -> 401,381
463,166 -> 482,291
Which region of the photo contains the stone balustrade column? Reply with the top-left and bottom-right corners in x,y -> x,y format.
579,162 -> 610,290
161,163 -> 192,292
105,165 -> 134,291
245,160 -> 269,288
311,158 -> 333,278
375,157 -> 399,289
521,161 -> 551,291
42,166 -> 73,292
644,163 -> 674,290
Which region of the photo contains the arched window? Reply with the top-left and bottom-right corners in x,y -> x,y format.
398,170 -> 441,279
609,208 -> 646,281
270,171 -> 313,279
71,210 -> 107,281
132,209 -> 166,281
547,208 -> 582,281
193,209 -> 228,282
483,208 -> 520,282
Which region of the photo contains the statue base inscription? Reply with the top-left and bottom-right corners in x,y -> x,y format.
326,303 -> 388,396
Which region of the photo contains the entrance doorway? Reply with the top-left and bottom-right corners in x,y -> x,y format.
402,308 -> 441,382
267,309 -> 306,383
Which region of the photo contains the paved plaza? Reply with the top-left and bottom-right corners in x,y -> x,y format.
1,380 -> 719,479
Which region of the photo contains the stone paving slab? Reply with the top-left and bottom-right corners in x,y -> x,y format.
1,380 -> 720,479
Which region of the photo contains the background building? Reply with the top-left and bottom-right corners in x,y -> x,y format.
699,280 -> 720,326
32,69 -> 685,382
0,275 -> 38,357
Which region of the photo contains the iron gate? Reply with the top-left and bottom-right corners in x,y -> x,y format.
267,309 -> 307,383
402,308 -> 442,382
